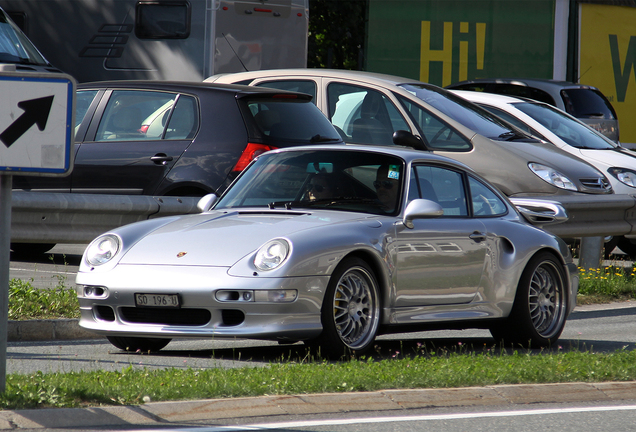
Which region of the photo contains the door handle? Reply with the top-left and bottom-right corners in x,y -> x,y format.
469,231 -> 486,242
150,154 -> 174,165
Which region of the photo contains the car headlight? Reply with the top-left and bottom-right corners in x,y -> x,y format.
608,168 -> 636,188
528,163 -> 577,191
254,239 -> 290,271
85,234 -> 121,266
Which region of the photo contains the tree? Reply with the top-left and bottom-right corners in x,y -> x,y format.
307,0 -> 368,70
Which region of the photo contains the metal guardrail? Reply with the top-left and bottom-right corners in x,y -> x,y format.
513,194 -> 636,238
8,192 -> 636,266
10,191 -> 200,244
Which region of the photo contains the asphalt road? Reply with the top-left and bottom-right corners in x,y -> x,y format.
5,301 -> 636,375
9,243 -> 85,290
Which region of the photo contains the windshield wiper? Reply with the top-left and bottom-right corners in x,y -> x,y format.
497,131 -> 537,142
310,134 -> 341,143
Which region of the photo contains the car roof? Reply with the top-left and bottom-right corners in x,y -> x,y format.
208,68 -> 428,88
451,89 -> 527,105
77,80 -> 314,101
447,78 -> 600,92
266,143 -> 475,171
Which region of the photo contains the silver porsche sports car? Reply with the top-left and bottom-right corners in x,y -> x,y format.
76,145 -> 578,358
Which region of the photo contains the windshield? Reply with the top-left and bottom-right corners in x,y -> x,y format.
0,12 -> 48,65
216,149 -> 405,216
512,101 -> 617,150
398,83 -> 525,140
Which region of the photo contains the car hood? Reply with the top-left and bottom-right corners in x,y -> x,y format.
119,209 -> 374,266
579,147 -> 636,169
441,135 -> 610,196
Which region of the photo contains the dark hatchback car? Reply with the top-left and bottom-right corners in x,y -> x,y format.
12,81 -> 343,197
446,78 -> 619,143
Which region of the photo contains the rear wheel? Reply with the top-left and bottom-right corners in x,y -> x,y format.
310,257 -> 380,359
107,336 -> 171,352
490,252 -> 567,348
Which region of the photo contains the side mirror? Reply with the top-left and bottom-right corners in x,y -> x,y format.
393,130 -> 428,151
196,193 -> 218,212
403,199 -> 443,229
509,198 -> 568,226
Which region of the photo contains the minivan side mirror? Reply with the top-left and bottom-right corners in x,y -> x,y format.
393,130 -> 428,151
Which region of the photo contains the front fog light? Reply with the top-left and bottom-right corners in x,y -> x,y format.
254,290 -> 298,302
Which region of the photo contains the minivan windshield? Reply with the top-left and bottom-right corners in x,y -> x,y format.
513,101 -> 617,150
399,83 -> 532,141
0,10 -> 49,65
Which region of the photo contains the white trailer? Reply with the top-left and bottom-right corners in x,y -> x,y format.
0,0 -> 308,82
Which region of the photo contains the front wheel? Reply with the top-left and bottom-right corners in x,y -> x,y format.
490,252 -> 567,348
107,336 -> 171,352
311,257 -> 380,359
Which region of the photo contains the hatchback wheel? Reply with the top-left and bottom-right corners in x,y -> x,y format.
311,257 -> 380,359
490,252 -> 567,348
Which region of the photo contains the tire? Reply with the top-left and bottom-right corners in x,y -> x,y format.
10,243 -> 56,256
490,252 -> 567,348
311,257 -> 380,359
107,336 -> 171,352
616,237 -> 636,260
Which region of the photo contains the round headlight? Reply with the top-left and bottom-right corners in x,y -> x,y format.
254,239 -> 290,271
86,234 -> 121,266
608,167 -> 636,188
528,163 -> 577,191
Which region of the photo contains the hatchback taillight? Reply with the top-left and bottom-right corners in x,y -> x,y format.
232,143 -> 278,172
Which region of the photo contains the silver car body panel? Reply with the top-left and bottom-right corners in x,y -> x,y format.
76,145 -> 578,341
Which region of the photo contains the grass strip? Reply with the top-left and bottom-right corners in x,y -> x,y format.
1,348 -> 635,410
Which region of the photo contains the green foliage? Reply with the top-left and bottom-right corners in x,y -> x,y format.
578,265 -> 636,304
308,0 -> 368,69
8,278 -> 79,320
1,348 -> 636,409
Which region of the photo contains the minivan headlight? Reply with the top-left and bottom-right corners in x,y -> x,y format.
85,234 -> 121,266
608,168 -> 636,188
528,163 -> 577,191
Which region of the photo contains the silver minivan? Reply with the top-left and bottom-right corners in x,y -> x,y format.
446,78 -> 619,143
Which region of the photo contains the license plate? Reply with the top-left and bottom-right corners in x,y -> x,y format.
134,293 -> 180,308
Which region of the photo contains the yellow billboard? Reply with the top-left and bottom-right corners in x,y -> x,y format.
580,4 -> 636,145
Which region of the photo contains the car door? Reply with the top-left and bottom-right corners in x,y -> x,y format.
394,164 -> 487,306
71,89 -> 197,195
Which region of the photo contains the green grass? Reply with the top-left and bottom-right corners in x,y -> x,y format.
9,278 -> 79,320
1,347 -> 636,409
578,264 -> 636,304
3,264 -> 636,411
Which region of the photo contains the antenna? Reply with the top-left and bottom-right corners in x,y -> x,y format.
222,33 -> 249,72
576,66 -> 592,83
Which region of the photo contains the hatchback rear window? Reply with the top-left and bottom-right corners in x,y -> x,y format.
242,98 -> 342,145
560,88 -> 617,120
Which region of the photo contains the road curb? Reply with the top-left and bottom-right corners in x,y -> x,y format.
7,319 -> 99,342
0,381 -> 634,429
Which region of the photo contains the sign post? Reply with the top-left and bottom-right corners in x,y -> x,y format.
0,71 -> 75,392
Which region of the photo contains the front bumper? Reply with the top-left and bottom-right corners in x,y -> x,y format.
76,265 -> 329,341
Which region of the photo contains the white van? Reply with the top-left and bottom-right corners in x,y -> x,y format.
0,6 -> 62,73
1,0 -> 308,82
